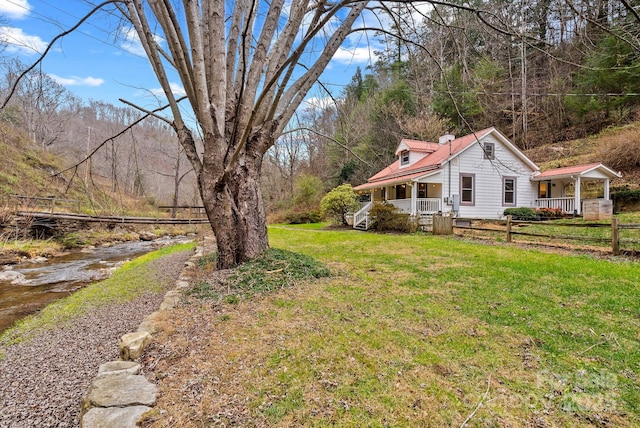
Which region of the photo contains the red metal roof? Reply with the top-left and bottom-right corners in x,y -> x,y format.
354,169 -> 434,191
534,162 -> 620,179
356,128 -> 494,190
398,139 -> 441,153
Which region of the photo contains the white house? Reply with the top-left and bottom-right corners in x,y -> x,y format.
352,127 -> 620,229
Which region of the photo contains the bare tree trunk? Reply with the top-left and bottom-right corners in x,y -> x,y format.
200,151 -> 268,267
111,140 -> 118,192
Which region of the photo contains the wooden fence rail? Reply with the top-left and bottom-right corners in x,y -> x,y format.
452,216 -> 640,256
16,211 -> 210,225
157,205 -> 207,218
3,194 -> 81,213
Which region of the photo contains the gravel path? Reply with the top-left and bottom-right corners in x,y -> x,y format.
0,250 -> 191,428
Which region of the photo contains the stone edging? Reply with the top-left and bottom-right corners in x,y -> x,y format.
79,243 -> 204,427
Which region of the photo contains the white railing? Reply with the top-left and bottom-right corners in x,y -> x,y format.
387,198 -> 441,214
387,198 -> 411,212
535,197 -> 575,213
353,201 -> 372,229
358,201 -> 370,210
416,198 -> 441,214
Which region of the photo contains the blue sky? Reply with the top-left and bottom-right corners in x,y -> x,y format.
0,0 -> 391,112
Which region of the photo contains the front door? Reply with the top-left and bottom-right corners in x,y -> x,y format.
396,184 -> 407,199
418,183 -> 427,198
538,180 -> 552,198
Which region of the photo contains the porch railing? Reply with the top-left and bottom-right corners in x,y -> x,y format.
416,198 -> 441,214
534,197 -> 575,213
387,198 -> 441,214
388,198 -> 411,213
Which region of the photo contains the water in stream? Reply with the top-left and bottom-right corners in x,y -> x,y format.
0,237 -> 191,333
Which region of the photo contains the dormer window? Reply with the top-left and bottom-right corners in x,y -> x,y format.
400,150 -> 410,165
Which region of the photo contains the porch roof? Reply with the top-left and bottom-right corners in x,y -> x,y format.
532,162 -> 621,181
353,169 -> 437,191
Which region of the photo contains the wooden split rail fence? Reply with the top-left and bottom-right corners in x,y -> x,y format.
452,215 -> 640,256
3,194 -> 81,214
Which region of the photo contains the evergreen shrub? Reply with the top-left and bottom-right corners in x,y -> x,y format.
284,210 -> 322,224
370,202 -> 415,232
503,207 -> 537,221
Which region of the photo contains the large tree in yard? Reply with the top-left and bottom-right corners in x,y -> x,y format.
118,0 -> 369,268
124,0 -> 367,268
1,0 -> 369,269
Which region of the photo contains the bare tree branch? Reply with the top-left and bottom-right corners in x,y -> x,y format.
0,0 -> 120,110
56,98 -> 182,176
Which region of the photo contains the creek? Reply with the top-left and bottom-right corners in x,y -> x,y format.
0,237 -> 191,333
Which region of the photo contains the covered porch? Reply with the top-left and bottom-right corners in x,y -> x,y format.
531,163 -> 621,215
357,180 -> 443,216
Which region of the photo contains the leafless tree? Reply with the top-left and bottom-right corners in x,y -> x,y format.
116,0 -> 369,268
153,142 -> 194,218
1,59 -> 76,148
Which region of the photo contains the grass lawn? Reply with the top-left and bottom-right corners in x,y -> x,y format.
145,226 -> 640,427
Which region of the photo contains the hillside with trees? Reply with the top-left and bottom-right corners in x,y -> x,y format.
296,0 -> 640,192
0,60 -> 197,212
1,1 -> 639,230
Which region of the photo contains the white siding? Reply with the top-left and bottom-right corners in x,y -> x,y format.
440,134 -> 537,219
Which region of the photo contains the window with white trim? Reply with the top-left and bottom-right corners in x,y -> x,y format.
460,174 -> 475,205
400,150 -> 410,165
503,177 -> 516,206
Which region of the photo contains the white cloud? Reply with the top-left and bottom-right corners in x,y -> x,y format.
118,26 -> 163,57
408,2 -> 433,23
139,82 -> 186,98
332,45 -> 378,65
49,74 -> 104,87
327,9 -> 385,67
0,26 -> 46,54
303,96 -> 335,110
0,0 -> 31,20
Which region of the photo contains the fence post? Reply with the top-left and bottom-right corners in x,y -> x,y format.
433,214 -> 453,235
506,215 -> 512,243
611,217 -> 620,256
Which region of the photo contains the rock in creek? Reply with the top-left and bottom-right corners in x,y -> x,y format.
0,270 -> 31,285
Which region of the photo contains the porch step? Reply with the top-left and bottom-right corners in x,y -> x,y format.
354,220 -> 369,230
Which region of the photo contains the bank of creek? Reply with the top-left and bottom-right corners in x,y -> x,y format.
0,236 -> 195,427
0,237 -> 191,333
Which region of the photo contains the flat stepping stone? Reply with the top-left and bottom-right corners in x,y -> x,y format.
81,405 -> 151,428
86,374 -> 157,407
97,361 -> 140,378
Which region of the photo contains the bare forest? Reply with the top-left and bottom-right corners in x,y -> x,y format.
0,59 -> 198,210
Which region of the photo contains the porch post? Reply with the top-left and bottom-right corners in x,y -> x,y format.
604,178 -> 610,200
410,182 -> 417,215
574,176 -> 581,214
